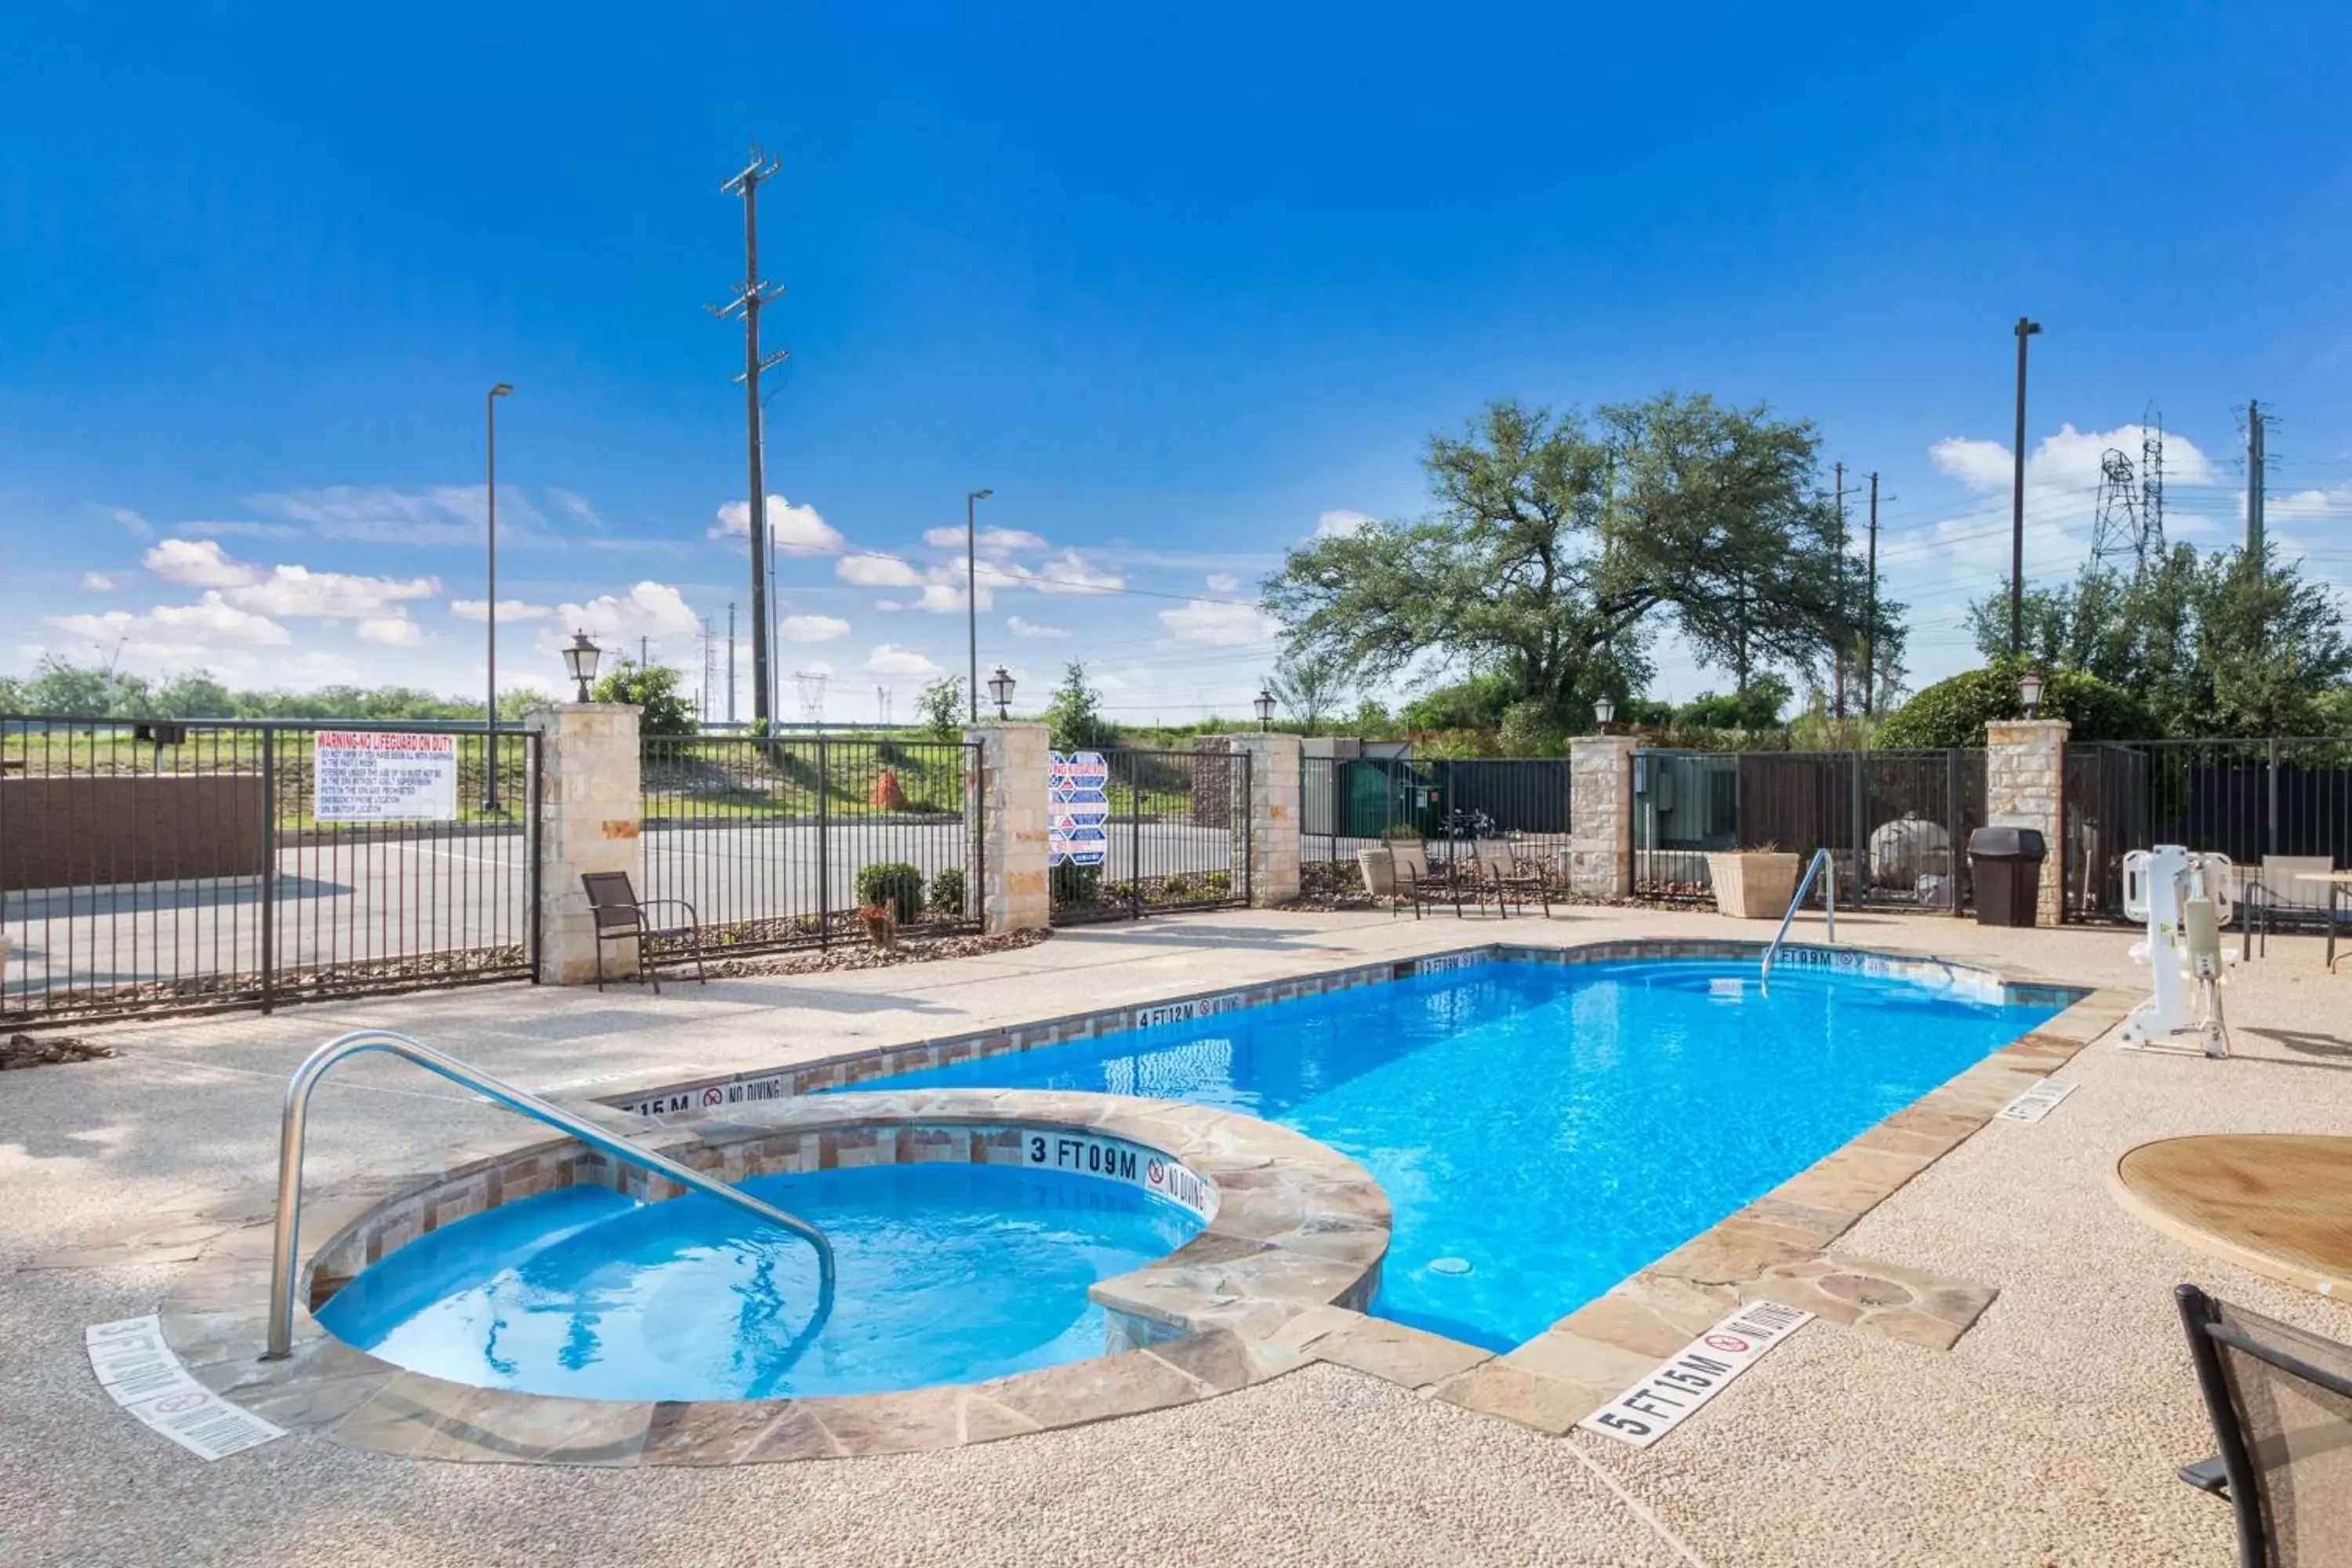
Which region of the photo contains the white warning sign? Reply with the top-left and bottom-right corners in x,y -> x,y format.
314,731 -> 460,822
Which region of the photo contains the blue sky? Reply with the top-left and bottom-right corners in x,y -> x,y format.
5,1 -> 2350,721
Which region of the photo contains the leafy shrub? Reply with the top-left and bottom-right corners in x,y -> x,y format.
1197,870 -> 1232,896
926,866 -> 968,918
853,862 -> 925,924
1875,659 -> 2151,750
1051,860 -> 1102,905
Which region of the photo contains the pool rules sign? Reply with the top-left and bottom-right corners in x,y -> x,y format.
314,731 -> 459,822
1048,750 -> 1109,867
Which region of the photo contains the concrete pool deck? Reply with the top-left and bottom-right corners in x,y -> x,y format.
7,904 -> 2352,1566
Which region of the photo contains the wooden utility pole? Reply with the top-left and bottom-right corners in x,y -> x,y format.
713,149 -> 789,728
1833,462 -> 1847,720
1864,473 -> 1880,716
2246,399 -> 2267,554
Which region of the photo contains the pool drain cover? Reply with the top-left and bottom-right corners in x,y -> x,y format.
1428,1256 -> 1472,1276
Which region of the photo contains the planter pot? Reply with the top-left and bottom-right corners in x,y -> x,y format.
1357,846 -> 1396,898
1706,851 -> 1801,920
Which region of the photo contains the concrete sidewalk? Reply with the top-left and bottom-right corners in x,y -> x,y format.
5,904 -> 2350,1566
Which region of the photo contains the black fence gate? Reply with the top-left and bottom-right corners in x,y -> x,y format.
1298,751 -> 1571,902
2,715 -> 538,1024
640,734 -> 983,953
1049,746 -> 1250,924
2064,739 -> 2352,918
1634,747 -> 1987,913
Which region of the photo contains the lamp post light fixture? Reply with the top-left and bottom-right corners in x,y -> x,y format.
966,488 -> 993,722
2020,668 -> 2045,720
1254,687 -> 1276,731
563,630 -> 603,704
986,665 -> 1015,720
1594,694 -> 1617,732
484,381 -> 514,811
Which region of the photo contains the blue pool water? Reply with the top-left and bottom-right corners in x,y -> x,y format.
321,955 -> 2066,1399
318,1161 -> 1200,1400
862,956 -> 2067,1350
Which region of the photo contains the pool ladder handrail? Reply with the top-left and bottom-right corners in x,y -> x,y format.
263,1029 -> 835,1360
1759,848 -> 1838,991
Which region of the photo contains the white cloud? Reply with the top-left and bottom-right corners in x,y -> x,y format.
913,583 -> 967,613
1315,509 -> 1377,539
543,581 -> 702,655
1026,550 -> 1123,596
356,615 -> 425,647
145,538 -> 258,589
710,493 -> 844,556
781,613 -> 851,643
550,489 -> 603,528
103,506 -> 152,538
837,554 -> 922,588
232,564 -> 440,619
252,484 -> 511,546
449,597 -> 554,622
1205,572 -> 1240,593
922,524 -> 1047,553
864,643 -> 942,677
874,599 -> 906,612
79,572 -> 116,592
1007,615 -> 1067,638
178,520 -> 304,539
1158,575 -> 1282,648
47,592 -> 293,652
1931,423 -> 2220,493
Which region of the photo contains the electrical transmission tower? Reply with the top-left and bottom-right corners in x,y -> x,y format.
791,670 -> 827,728
2089,448 -> 2142,569
2139,405 -> 2167,559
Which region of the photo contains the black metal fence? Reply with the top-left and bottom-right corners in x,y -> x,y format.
1298,753 -> 1570,901
640,735 -> 983,953
2065,739 -> 2352,917
1634,747 -> 1987,912
1049,746 -> 1250,924
2,716 -> 537,1023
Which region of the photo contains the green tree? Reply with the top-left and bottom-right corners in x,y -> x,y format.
590,663 -> 697,735
916,675 -> 966,737
1263,396 -> 1892,726
1043,661 -> 1112,751
1675,676 -> 1793,731
1875,658 -> 2151,749
151,671 -> 234,717
1966,543 -> 2349,737
1264,651 -> 1348,734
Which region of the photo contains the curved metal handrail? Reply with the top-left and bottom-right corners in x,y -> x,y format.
263,1029 -> 834,1359
1759,847 -> 1838,991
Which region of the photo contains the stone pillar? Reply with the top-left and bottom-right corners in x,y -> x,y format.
1566,734 -> 1638,897
966,722 -> 1051,935
531,703 -> 643,985
1220,732 -> 1302,908
1985,718 -> 2070,927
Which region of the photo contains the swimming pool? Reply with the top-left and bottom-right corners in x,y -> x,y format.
318,1160 -> 1201,1401
857,954 -> 2067,1350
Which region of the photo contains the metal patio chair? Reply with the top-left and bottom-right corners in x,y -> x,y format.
2245,857 -> 2347,963
579,871 -> 706,993
2173,1283 -> 2352,1566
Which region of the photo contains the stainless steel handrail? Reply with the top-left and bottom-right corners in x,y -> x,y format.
1759,848 -> 1837,990
263,1029 -> 834,1359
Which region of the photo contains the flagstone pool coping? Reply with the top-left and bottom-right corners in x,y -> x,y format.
146,938 -> 2135,1462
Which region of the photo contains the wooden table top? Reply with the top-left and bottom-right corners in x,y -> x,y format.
2112,1134 -> 2352,1298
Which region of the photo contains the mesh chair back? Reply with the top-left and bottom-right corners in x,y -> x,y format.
2180,1285 -> 2352,1567
580,871 -> 642,931
2260,857 -> 2337,915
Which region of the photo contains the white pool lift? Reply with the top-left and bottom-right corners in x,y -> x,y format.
2118,845 -> 2238,1058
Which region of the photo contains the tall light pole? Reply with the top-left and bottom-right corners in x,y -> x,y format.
485,382 -> 514,810
965,488 -> 993,721
2009,317 -> 2042,659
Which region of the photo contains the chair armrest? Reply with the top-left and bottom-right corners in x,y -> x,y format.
637,897 -> 701,926
2176,1454 -> 2230,1497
